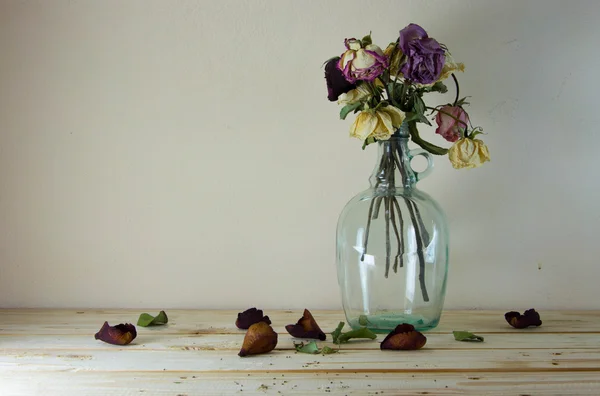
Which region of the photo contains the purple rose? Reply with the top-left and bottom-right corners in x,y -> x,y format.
399,23 -> 445,84
338,39 -> 388,83
324,57 -> 356,101
435,105 -> 469,142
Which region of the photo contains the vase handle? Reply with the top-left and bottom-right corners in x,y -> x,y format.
409,148 -> 434,182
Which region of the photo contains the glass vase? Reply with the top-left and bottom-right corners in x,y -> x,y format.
336,123 -> 449,332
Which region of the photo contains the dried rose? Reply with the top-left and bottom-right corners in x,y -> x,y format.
350,106 -> 405,141
380,323 -> 427,350
235,307 -> 271,330
285,309 -> 326,341
448,137 -> 490,169
325,57 -> 357,101
94,322 -> 137,345
505,309 -> 542,329
435,105 -> 469,143
399,23 -> 445,84
338,38 -> 388,83
238,322 -> 278,357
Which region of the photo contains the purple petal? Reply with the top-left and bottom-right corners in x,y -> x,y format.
399,23 -> 428,52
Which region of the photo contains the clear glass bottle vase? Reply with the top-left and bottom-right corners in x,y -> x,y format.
336,123 -> 449,332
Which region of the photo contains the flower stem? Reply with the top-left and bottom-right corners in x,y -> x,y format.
384,196 -> 391,278
405,198 -> 430,302
451,73 -> 460,106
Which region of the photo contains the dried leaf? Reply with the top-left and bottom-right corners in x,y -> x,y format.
285,309 -> 326,340
294,341 -> 320,354
94,322 -> 137,345
320,346 -> 338,354
505,309 -> 542,329
380,323 -> 427,350
137,311 -> 168,327
294,341 -> 339,355
235,307 -> 271,330
238,322 -> 278,357
453,330 -> 484,342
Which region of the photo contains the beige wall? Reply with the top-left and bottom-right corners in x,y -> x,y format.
1,0 -> 599,309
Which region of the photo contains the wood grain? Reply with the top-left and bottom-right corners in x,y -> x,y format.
1,310 -> 599,395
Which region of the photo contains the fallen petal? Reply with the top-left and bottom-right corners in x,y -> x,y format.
94,322 -> 137,345
380,323 -> 427,350
238,322 -> 278,357
505,309 -> 542,329
235,307 -> 271,330
285,309 -> 326,340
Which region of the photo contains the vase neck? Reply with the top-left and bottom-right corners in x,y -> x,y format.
369,128 -> 417,190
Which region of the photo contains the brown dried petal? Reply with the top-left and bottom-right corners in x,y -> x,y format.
505,309 -> 542,329
94,321 -> 137,345
285,309 -> 326,341
235,307 -> 271,329
238,322 -> 278,357
380,323 -> 427,350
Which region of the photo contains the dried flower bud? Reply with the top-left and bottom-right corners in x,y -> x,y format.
380,323 -> 427,350
285,309 -> 326,341
238,322 -> 278,357
94,322 -> 137,345
505,309 -> 542,329
235,307 -> 271,330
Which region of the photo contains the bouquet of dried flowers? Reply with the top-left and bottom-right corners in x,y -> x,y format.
324,23 -> 490,169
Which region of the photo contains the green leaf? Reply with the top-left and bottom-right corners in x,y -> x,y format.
453,331 -> 484,342
340,102 -> 362,120
320,346 -> 338,354
331,322 -> 345,344
294,341 -> 339,355
361,136 -> 376,150
334,327 -> 377,344
294,341 -> 320,354
361,33 -> 372,46
358,315 -> 370,326
431,81 -> 448,93
137,310 -> 169,327
408,122 -> 448,156
411,96 -> 432,126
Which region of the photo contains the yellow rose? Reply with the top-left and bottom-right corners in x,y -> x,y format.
448,138 -> 490,169
438,52 -> 465,81
337,84 -> 371,105
350,106 -> 405,141
384,43 -> 404,76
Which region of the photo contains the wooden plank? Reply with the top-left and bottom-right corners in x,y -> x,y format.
1,309 -> 599,335
0,332 -> 597,351
1,348 -> 599,372
2,371 -> 600,396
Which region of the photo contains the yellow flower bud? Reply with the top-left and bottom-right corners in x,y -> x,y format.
448,138 -> 490,169
384,43 -> 404,77
438,52 -> 465,81
350,106 -> 405,141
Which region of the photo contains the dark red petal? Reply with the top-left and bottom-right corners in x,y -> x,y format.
235,307 -> 271,329
285,309 -> 326,341
94,321 -> 137,345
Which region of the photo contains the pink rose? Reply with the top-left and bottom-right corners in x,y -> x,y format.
435,106 -> 469,142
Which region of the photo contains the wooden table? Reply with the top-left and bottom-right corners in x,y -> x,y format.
1,310 -> 599,395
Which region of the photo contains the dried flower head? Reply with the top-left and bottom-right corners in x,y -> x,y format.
505,309 -> 542,329
94,322 -> 137,345
235,307 -> 271,330
285,309 -> 326,341
380,323 -> 427,350
238,322 -> 278,357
